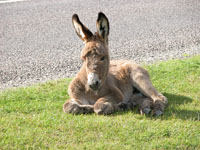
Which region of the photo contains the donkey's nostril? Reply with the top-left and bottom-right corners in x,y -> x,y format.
89,81 -> 99,90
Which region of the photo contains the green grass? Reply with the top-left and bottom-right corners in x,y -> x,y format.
0,56 -> 200,150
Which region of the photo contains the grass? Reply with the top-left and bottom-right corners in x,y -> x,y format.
0,56 -> 200,150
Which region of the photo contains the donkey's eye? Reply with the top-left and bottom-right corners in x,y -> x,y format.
100,56 -> 105,61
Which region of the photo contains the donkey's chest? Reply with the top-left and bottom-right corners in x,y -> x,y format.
80,97 -> 95,105
80,87 -> 134,105
80,93 -> 100,105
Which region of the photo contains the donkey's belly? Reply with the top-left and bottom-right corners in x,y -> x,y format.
122,86 -> 134,103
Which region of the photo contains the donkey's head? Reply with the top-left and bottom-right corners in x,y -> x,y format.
72,12 -> 110,91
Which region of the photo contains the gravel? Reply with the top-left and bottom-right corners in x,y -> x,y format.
0,0 -> 200,90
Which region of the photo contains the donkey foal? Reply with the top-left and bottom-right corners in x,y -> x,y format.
63,12 -> 168,116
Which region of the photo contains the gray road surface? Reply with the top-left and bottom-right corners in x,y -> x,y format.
1,0 -> 200,90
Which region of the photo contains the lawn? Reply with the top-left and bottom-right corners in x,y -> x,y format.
0,56 -> 200,150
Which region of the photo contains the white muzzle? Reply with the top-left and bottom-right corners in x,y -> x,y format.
87,73 -> 101,90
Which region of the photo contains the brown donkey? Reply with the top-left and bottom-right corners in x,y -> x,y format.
63,12 -> 168,116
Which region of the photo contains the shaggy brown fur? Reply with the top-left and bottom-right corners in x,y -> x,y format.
63,12 -> 168,116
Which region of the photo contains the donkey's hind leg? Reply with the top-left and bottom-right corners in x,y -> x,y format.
131,66 -> 168,116
129,93 -> 153,115
63,99 -> 94,114
137,97 -> 154,115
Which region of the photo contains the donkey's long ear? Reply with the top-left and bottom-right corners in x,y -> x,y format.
72,14 -> 93,43
96,12 -> 109,44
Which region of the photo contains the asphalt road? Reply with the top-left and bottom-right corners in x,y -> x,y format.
1,0 -> 200,90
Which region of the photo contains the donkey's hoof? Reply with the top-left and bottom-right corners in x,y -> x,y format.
140,108 -> 151,115
94,108 -> 104,115
143,108 -> 151,114
153,110 -> 163,117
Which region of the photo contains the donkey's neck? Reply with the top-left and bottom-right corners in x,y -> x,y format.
78,63 -> 87,83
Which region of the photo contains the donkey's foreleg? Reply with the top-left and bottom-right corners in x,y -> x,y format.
94,97 -> 136,115
94,97 -> 116,115
63,99 -> 94,114
131,68 -> 168,116
94,87 -> 125,115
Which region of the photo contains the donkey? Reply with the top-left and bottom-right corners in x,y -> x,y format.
63,12 -> 168,116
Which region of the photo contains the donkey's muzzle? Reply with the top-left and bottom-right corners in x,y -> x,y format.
87,73 -> 101,91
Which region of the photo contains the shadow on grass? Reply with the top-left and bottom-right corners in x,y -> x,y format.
164,93 -> 192,105
111,93 -> 200,121
162,93 -> 200,121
